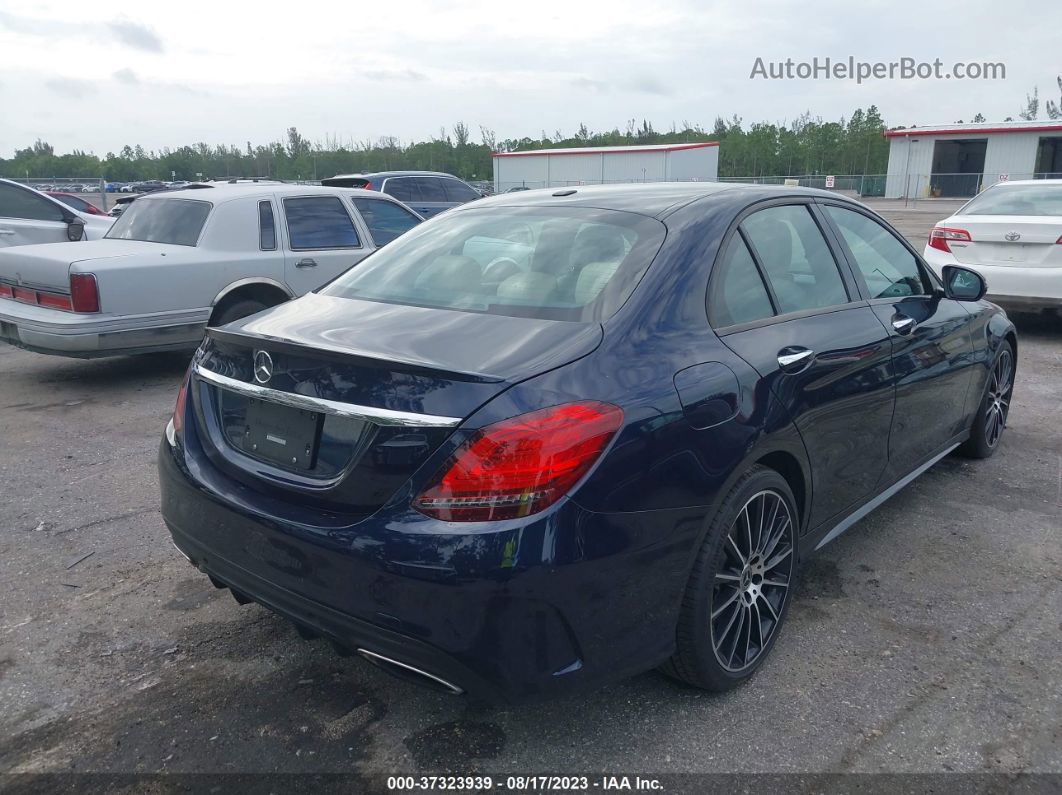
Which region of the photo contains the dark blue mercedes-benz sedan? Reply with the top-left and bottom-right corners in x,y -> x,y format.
159,183 -> 1016,701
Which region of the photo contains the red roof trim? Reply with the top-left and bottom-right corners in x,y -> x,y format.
884,123 -> 1062,138
493,141 -> 720,157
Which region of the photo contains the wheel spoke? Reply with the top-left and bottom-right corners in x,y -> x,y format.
759,593 -> 780,621
759,497 -> 780,555
715,572 -> 741,583
714,598 -> 742,652
753,601 -> 765,652
726,605 -> 747,666
762,577 -> 789,589
727,534 -> 747,566
743,504 -> 754,558
761,517 -> 790,561
712,588 -> 740,619
743,605 -> 754,664
765,545 -> 792,572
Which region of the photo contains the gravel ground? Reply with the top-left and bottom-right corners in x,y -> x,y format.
0,212 -> 1060,789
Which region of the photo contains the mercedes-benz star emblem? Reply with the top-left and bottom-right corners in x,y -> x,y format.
253,350 -> 273,384
1004,232 -> 1021,242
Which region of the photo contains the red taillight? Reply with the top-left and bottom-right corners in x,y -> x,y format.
1056,234 -> 1062,244
13,287 -> 36,303
171,372 -> 190,436
69,273 -> 99,313
0,284 -> 12,299
413,401 -> 623,522
928,226 -> 972,253
362,180 -> 373,191
36,292 -> 73,310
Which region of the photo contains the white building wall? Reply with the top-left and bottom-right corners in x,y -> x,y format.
493,155 -> 549,190
600,152 -> 666,182
885,131 -> 1059,198
666,146 -> 719,181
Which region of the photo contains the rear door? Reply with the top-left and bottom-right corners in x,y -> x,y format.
0,182 -> 70,247
821,202 -> 976,477
710,200 -> 895,530
349,197 -> 422,246
281,194 -> 370,295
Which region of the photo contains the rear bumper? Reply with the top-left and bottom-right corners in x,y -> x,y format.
924,254 -> 1062,311
0,299 -> 207,357
158,437 -> 703,702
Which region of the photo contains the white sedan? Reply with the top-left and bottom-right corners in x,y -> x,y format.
0,178 -> 114,247
923,179 -> 1062,313
0,183 -> 422,358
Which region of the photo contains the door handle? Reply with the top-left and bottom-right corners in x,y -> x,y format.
295,258 -> 317,268
777,347 -> 815,372
892,315 -> 916,335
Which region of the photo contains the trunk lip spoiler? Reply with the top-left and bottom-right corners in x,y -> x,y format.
193,364 -> 463,428
207,327 -> 505,383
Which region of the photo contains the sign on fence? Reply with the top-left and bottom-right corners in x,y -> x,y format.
825,175 -> 835,189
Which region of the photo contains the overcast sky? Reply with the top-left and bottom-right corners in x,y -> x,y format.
0,0 -> 1056,156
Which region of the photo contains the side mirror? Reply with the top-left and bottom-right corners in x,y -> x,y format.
942,264 -> 986,302
66,218 -> 86,242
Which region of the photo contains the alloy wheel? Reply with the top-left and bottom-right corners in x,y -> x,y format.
710,490 -> 794,673
985,348 -> 1013,449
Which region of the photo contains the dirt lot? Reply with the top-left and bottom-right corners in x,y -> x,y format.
1,213 -> 1060,789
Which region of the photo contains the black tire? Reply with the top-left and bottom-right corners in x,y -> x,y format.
210,298 -> 269,327
959,340 -> 1014,459
662,465 -> 798,691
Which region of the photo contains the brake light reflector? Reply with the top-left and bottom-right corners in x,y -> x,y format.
13,287 -> 35,303
413,401 -> 623,522
928,226 -> 972,253
0,284 -> 12,299
171,371 -> 190,439
36,291 -> 73,310
70,273 -> 99,313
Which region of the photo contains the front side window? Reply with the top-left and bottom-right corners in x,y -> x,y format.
741,205 -> 849,314
105,198 -> 211,246
416,178 -> 448,203
443,179 -> 481,203
258,200 -> 276,250
959,184 -> 1062,216
0,183 -> 66,222
825,205 -> 928,299
283,196 -> 360,250
352,198 -> 421,246
709,235 -> 775,327
321,206 -> 665,322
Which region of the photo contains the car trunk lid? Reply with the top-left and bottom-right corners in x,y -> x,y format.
0,239 -> 160,293
190,293 -> 602,515
946,215 -> 1062,267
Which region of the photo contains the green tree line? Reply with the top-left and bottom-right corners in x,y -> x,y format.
0,99 -> 1042,183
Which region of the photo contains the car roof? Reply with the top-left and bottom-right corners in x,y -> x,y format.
979,179 -> 1062,187
137,183 -> 393,203
328,171 -> 464,180
458,182 -> 851,218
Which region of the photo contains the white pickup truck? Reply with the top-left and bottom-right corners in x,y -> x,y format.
0,183 -> 422,357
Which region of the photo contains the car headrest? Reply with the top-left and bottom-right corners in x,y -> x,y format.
570,225 -> 626,270
755,222 -> 793,274
496,271 -> 558,304
574,261 -> 619,305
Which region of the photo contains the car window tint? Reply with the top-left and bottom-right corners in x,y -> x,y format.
283,196 -> 360,249
0,183 -> 65,222
105,198 -> 211,246
959,184 -> 1062,216
416,177 -> 448,202
741,205 -> 849,314
383,178 -> 418,203
351,198 -> 421,246
709,235 -> 775,327
443,179 -> 480,203
259,200 -> 276,250
53,194 -> 91,212
824,205 -> 927,299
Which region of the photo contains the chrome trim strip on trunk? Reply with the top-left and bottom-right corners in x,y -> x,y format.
192,364 -> 463,428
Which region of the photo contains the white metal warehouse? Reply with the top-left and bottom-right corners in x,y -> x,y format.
492,142 -> 719,193
884,120 -> 1062,199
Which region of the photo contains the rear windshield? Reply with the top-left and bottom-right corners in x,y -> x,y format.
105,198 -> 211,246
959,184 -> 1062,216
320,206 -> 665,321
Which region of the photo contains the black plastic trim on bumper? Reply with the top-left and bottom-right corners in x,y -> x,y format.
167,523 -> 507,702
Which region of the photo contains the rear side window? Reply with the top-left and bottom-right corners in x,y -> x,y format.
824,205 -> 928,298
320,206 -> 665,322
383,178 -> 418,203
416,178 -> 448,202
443,179 -> 481,203
709,235 -> 775,327
105,198 -> 211,246
283,196 -> 360,250
352,198 -> 421,246
258,200 -> 276,250
741,205 -> 849,314
0,183 -> 65,222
